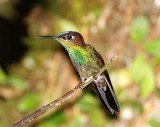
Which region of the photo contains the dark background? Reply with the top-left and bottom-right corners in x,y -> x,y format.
0,0 -> 160,127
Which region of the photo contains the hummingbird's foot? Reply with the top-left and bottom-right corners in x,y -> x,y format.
93,73 -> 98,80
81,77 -> 87,82
94,75 -> 107,91
102,86 -> 107,91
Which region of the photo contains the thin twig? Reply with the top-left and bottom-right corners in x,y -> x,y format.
13,56 -> 116,127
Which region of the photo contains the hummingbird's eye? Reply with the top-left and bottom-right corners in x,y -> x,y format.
67,36 -> 72,40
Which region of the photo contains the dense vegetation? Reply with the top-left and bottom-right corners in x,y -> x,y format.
0,0 -> 160,127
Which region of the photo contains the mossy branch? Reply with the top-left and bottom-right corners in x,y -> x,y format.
13,56 -> 117,127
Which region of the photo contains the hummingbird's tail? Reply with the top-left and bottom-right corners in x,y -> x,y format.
90,71 -> 120,114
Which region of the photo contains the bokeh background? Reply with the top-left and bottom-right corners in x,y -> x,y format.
0,0 -> 160,127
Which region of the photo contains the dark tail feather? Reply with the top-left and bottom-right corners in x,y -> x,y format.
104,70 -> 120,112
89,70 -> 120,114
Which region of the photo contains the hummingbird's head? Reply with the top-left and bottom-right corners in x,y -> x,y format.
36,31 -> 85,47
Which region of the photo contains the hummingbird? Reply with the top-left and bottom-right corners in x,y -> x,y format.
37,31 -> 120,114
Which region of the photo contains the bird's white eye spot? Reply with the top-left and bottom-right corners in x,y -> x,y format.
67,35 -> 75,40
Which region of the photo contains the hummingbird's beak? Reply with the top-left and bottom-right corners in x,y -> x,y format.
36,31 -> 70,39
35,35 -> 60,40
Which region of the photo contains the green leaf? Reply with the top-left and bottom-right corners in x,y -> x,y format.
144,40 -> 160,58
37,111 -> 67,127
78,93 -> 105,126
0,122 -> 4,127
8,76 -> 28,90
148,118 -> 160,127
0,67 -> 7,85
70,114 -> 85,127
124,99 -> 142,113
130,15 -> 149,43
17,93 -> 41,112
47,111 -> 67,125
140,64 -> 155,98
131,55 -> 155,98
37,122 -> 56,127
131,55 -> 146,81
90,109 -> 105,127
78,93 -> 99,112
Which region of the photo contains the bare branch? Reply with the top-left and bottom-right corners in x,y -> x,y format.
13,56 -> 116,127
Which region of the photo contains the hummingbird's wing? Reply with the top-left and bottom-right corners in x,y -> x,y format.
86,44 -> 120,113
90,72 -> 120,113
90,82 -> 115,114
90,71 -> 120,114
103,70 -> 120,112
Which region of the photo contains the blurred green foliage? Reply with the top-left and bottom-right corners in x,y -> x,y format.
8,76 -> 29,90
0,1 -> 160,127
0,67 -> 7,84
17,93 -> 41,112
78,93 -> 106,127
130,15 -> 157,99
144,40 -> 160,59
0,67 -> 28,90
0,123 -> 4,127
131,55 -> 155,98
37,93 -> 106,127
37,111 -> 68,127
148,118 -> 160,127
130,16 -> 149,43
